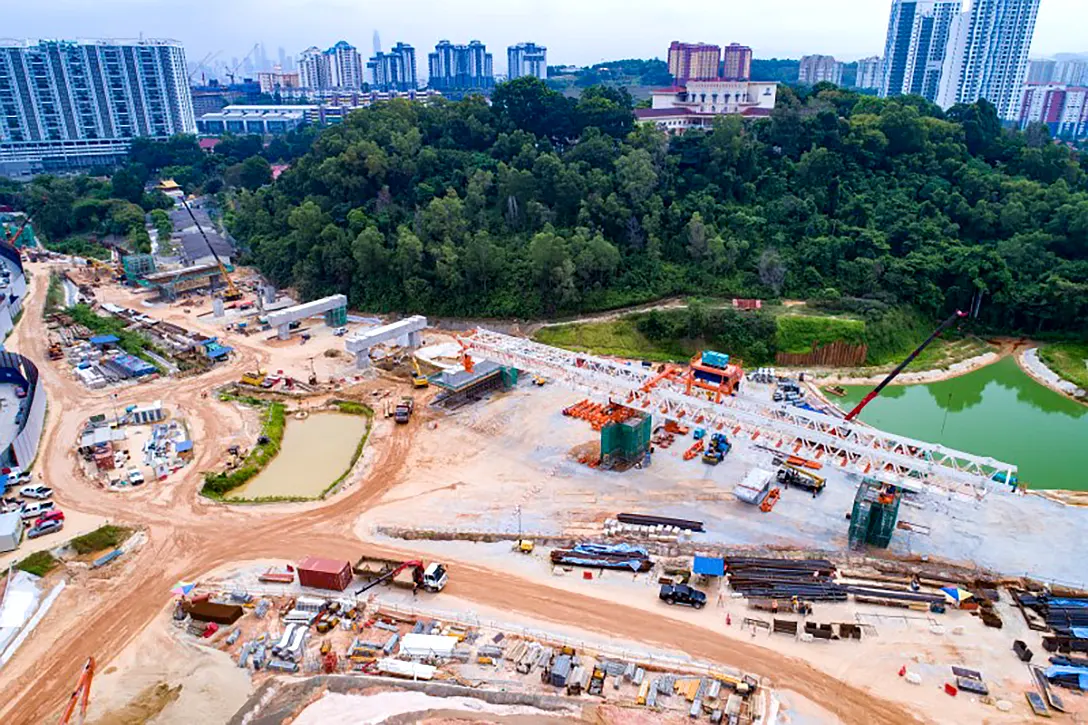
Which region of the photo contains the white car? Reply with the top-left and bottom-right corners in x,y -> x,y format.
19,485 -> 53,500
3,471 -> 31,488
127,467 -> 145,485
20,501 -> 55,520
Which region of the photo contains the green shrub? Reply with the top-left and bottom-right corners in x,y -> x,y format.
775,315 -> 866,354
17,550 -> 59,576
70,525 -> 132,555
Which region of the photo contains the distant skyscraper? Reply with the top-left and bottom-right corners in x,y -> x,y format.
368,42 -> 417,91
1026,59 -> 1056,84
881,0 -> 961,102
373,31 -> 382,56
0,38 -> 195,176
855,57 -> 884,89
298,41 -> 364,90
427,40 -> 494,91
799,55 -> 844,86
1054,59 -> 1088,86
721,43 -> 753,81
507,42 -> 548,81
937,0 -> 1042,119
277,46 -> 288,72
667,42 -> 721,82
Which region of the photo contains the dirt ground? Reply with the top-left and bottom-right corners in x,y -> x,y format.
0,263 -> 1057,725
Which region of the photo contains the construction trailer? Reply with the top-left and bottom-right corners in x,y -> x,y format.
185,600 -> 244,625
848,477 -> 902,549
0,511 -> 23,552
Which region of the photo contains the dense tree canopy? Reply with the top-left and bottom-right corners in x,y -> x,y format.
224,80 -> 1088,334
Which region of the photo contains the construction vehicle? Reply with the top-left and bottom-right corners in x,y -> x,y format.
776,464 -> 826,495
532,375 -> 547,386
411,357 -> 429,388
240,369 -> 266,386
701,433 -> 731,465
177,195 -> 243,302
58,656 -> 96,725
844,305 -> 975,422
517,539 -> 535,554
394,397 -> 414,424
354,559 -> 448,595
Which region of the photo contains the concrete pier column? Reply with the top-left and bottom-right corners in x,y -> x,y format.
277,324 -> 290,340
354,347 -> 371,369
408,330 -> 422,348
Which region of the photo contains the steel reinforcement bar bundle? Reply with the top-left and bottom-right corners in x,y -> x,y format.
725,557 -> 848,602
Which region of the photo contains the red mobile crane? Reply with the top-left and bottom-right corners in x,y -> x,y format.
843,309 -> 970,423
354,559 -> 449,596
58,657 -> 95,725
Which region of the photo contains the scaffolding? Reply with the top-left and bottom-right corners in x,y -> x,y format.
848,478 -> 901,549
600,413 -> 652,468
122,254 -> 156,282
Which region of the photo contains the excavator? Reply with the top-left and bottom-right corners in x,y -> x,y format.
58,657 -> 95,725
354,559 -> 448,596
411,356 -> 429,389
177,195 -> 243,302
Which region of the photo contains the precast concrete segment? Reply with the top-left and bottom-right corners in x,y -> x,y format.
267,294 -> 348,340
462,328 -> 1016,498
346,316 -> 427,369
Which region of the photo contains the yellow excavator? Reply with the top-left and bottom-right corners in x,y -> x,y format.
411,357 -> 429,389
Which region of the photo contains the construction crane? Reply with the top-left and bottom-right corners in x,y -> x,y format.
457,328 -> 1015,499
177,195 -> 243,302
844,309 -> 970,423
187,50 -> 222,83
224,43 -> 260,84
58,657 -> 95,725
3,213 -> 34,247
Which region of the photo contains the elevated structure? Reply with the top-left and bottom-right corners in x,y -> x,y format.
459,329 -> 1016,498
266,294 -> 347,340
141,262 -> 226,300
345,316 -> 426,369
0,352 -> 45,468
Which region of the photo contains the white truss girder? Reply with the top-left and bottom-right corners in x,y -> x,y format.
464,328 -> 1017,498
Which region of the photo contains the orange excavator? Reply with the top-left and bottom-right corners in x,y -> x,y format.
58,657 -> 95,725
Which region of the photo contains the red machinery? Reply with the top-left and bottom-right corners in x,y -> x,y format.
58,657 -> 95,725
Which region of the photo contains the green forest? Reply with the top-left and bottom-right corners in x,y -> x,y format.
224,78 -> 1088,336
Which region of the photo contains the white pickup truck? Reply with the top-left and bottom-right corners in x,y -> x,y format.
20,484 -> 53,500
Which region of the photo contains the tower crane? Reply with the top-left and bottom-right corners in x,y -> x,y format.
224,43 -> 260,84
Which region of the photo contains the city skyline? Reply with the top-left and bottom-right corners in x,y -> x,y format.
6,0 -> 1083,77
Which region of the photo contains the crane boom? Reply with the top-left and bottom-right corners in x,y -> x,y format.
844,310 -> 968,423
354,560 -> 423,596
58,657 -> 95,725
177,195 -> 242,301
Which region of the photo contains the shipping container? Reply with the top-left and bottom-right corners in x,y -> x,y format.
297,555 -> 353,591
186,601 -> 244,625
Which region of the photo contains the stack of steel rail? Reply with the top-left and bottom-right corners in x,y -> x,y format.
1018,594 -> 1088,634
550,542 -> 654,572
725,557 -> 848,602
616,513 -> 704,532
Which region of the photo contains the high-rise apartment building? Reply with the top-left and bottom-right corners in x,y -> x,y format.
1027,59 -> 1056,84
937,0 -> 1042,119
667,42 -> 721,82
257,69 -> 301,94
427,40 -> 494,92
1053,59 -> 1088,87
507,43 -> 548,81
368,42 -> 417,91
297,41 -> 364,91
799,55 -> 844,86
1019,84 -> 1088,139
855,57 -> 884,89
0,38 -> 195,177
880,0 -> 961,102
721,43 -> 753,81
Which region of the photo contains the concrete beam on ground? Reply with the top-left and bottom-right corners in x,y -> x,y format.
345,315 -> 427,369
266,294 -> 348,340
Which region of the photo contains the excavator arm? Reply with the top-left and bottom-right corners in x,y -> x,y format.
58,657 -> 95,725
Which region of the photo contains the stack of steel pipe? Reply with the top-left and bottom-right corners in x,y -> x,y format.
1018,595 -> 1088,633
725,557 -> 847,601
616,513 -> 704,532
842,585 -> 945,604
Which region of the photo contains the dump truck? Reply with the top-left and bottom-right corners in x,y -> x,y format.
394,397 -> 414,424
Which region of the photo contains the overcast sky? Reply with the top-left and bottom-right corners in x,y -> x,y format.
4,0 -> 1084,75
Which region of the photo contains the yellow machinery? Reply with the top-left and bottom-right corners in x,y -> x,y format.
411,357 -> 429,388
240,370 -> 266,386
178,194 -> 243,302
517,539 -> 535,554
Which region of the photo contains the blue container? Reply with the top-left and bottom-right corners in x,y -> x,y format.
701,351 -> 731,369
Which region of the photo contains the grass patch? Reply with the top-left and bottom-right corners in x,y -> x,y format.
66,303 -> 168,368
775,315 -> 866,355
69,525 -> 132,555
16,550 -> 60,576
44,271 -> 65,316
1039,342 -> 1088,391
534,318 -> 692,362
43,235 -> 112,260
202,400 -> 286,499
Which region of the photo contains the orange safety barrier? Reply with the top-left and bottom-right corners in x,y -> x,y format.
760,488 -> 781,512
683,440 -> 705,461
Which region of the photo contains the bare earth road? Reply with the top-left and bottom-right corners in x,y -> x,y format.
0,266 -> 916,725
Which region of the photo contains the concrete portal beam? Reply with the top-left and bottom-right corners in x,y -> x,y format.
346,315 -> 428,369
266,294 -> 348,340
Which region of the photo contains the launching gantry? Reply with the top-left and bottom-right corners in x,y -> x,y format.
459,328 -> 1017,499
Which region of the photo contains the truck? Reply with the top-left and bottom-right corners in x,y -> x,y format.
659,583 -> 707,609
240,370 -> 266,386
776,464 -> 826,495
394,397 -> 414,424
354,559 -> 448,595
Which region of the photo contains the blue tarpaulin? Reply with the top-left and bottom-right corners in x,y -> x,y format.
570,543 -> 648,557
1051,598 -> 1088,609
1072,627 -> 1088,639
90,335 -> 120,346
1045,665 -> 1088,690
175,440 -> 193,453
693,556 -> 725,576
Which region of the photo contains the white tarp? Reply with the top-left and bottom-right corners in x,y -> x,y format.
377,658 -> 436,680
398,633 -> 458,659
734,468 -> 773,504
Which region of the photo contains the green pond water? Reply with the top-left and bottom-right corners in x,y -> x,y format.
838,356 -> 1088,491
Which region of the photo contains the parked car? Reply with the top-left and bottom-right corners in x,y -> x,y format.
1,497 -> 22,514
127,467 -> 145,486
19,485 -> 53,500
4,470 -> 32,486
34,510 -> 65,527
20,501 -> 56,520
27,519 -> 63,539
333,327 -> 347,337
659,583 -> 707,609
